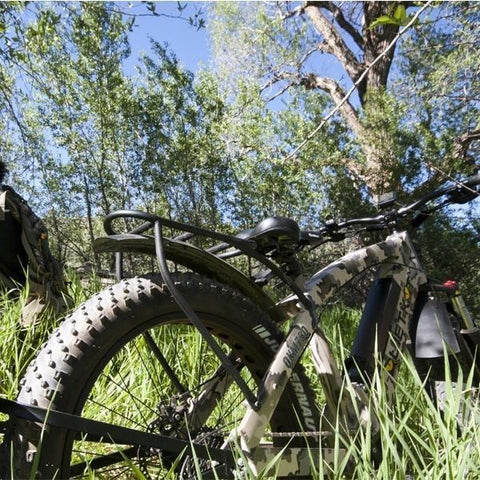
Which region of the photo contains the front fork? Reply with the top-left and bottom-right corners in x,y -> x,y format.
346,261 -> 423,399
348,272 -> 480,388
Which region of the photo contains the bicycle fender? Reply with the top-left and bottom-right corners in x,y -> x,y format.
93,233 -> 284,322
415,298 -> 460,358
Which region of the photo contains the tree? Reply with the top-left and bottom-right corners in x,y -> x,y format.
0,2 -> 43,174
208,1 -> 480,312
208,2 -> 479,198
0,3 -> 240,264
19,3 -> 136,266
1,0 -> 477,294
133,42 -> 232,227
395,2 -> 479,186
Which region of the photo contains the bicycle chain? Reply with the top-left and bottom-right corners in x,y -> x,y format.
185,428 -> 332,439
267,430 -> 332,438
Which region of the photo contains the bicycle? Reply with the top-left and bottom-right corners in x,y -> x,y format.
1,174 -> 479,479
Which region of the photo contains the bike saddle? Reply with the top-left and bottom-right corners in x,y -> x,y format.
236,216 -> 300,252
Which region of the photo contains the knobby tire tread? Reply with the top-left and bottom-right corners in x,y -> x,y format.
3,273 -> 318,479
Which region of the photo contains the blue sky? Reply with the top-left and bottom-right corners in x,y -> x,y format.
125,2 -> 210,74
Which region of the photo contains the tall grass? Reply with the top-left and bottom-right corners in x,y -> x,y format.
0,274 -> 93,422
0,288 -> 56,400
343,356 -> 479,480
0,279 -> 478,479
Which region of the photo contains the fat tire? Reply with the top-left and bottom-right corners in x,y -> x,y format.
3,273 -> 318,479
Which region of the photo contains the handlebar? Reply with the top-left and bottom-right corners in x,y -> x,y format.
311,173 -> 480,242
398,173 -> 480,216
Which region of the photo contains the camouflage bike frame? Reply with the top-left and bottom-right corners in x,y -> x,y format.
229,229 -> 427,476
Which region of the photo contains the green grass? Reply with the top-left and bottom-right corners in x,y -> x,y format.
344,356 -> 479,479
0,278 -> 479,479
0,271 -> 93,399
0,288 -> 57,400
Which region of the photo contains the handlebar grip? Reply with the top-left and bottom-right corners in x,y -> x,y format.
447,173 -> 480,204
462,173 -> 480,188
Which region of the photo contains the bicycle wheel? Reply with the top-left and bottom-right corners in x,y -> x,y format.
4,273 -> 318,479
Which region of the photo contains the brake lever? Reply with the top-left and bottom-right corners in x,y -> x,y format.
410,201 -> 446,229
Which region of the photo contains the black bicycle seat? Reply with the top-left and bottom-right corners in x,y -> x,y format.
237,216 -> 300,252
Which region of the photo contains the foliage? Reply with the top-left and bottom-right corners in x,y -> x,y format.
207,0 -> 480,311
0,3 -> 135,266
359,88 -> 422,195
209,1 -> 479,194
0,1 -> 478,294
134,44 -> 232,226
1,3 -> 232,262
394,2 -> 479,178
368,4 -> 411,29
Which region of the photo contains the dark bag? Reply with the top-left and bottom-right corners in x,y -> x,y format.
0,186 -> 72,323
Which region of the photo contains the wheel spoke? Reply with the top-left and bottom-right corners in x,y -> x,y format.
143,330 -> 188,395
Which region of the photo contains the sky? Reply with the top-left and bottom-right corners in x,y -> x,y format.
124,2 -> 210,75
122,1 -> 359,110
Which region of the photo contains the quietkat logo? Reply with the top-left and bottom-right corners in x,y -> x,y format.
253,323 -> 316,430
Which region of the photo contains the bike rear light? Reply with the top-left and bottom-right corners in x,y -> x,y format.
443,280 -> 458,290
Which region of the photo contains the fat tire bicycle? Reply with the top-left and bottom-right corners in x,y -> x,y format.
1,174 -> 479,479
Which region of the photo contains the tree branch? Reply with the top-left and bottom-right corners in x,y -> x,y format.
281,1 -> 434,165
453,129 -> 480,162
304,2 -> 364,83
299,73 -> 363,136
312,1 -> 364,50
411,129 -> 479,198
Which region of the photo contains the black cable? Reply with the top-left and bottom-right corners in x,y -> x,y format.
153,221 -> 261,410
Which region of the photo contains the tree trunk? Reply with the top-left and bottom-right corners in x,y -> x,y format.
300,1 -> 408,196
83,174 -> 101,271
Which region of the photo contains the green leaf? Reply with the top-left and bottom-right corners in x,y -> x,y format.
369,5 -> 411,29
368,15 -> 398,29
394,4 -> 407,22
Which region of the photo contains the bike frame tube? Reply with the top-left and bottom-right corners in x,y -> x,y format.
231,231 -> 427,462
